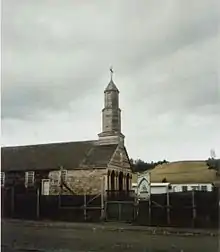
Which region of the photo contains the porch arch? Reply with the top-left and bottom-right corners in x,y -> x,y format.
110,170 -> 115,190
126,173 -> 130,191
118,172 -> 123,191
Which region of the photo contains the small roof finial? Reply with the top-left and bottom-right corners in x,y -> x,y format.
110,66 -> 114,80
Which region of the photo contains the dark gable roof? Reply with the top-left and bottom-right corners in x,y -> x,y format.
1,141 -> 118,172
81,144 -> 118,168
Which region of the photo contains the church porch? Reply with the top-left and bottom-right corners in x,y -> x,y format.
106,169 -> 133,201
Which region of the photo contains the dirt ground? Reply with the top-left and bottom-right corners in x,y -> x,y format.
1,220 -> 219,252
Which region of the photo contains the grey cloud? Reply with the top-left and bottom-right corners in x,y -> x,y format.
1,72 -> 104,120
148,73 -> 219,114
2,0 -> 220,160
2,0 -> 219,120
114,1 -> 219,71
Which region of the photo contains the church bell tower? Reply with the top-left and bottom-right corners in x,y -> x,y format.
98,68 -> 125,146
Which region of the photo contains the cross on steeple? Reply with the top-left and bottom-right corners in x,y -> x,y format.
110,66 -> 114,80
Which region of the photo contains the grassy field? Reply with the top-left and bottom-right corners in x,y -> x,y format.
132,160 -> 218,184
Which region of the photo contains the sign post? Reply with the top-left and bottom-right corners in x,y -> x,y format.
136,171 -> 151,225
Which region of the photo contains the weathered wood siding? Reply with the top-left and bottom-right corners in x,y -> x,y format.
4,171 -> 49,187
4,171 -> 25,186
49,169 -> 107,195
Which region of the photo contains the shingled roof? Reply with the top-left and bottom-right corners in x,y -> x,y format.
81,144 -> 118,168
1,141 -> 118,172
104,80 -> 119,93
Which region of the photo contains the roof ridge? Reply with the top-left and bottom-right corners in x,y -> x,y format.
1,140 -> 98,149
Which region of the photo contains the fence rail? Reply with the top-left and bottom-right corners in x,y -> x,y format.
106,190 -> 135,201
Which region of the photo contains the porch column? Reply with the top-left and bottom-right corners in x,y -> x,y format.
115,173 -> 118,190
123,174 -> 126,191
129,174 -> 132,191
107,173 -> 110,191
105,174 -> 108,191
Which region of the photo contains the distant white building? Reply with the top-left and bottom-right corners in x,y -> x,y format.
170,183 -> 213,192
132,181 -> 213,196
150,182 -> 171,194
132,170 -> 214,197
132,182 -> 170,196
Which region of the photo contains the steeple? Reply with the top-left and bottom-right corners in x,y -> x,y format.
98,67 -> 125,146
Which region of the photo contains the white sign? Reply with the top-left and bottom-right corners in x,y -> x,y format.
137,171 -> 151,199
41,179 -> 50,195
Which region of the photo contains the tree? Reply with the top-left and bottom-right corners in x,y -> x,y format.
206,149 -> 220,172
131,158 -> 169,172
207,158 -> 220,171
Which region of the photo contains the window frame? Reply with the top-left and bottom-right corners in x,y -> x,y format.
201,185 -> 207,191
182,185 -> 188,192
25,171 -> 35,187
41,179 -> 50,195
1,172 -> 5,187
191,186 -> 199,191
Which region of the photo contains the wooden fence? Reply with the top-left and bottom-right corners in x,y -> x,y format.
1,187 -> 219,229
1,187 -> 103,222
1,188 -> 135,222
136,190 -> 219,229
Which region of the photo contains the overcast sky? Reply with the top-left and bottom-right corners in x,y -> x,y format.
1,0 -> 220,162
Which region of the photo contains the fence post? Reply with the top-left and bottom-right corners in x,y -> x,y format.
11,186 -> 14,218
149,196 -> 151,226
148,173 -> 151,226
2,188 -> 4,218
134,198 -> 138,221
118,202 -> 122,221
36,187 -> 40,219
105,202 -> 108,221
218,186 -> 220,230
100,177 -> 105,221
192,190 -> 196,227
166,191 -> 170,225
83,192 -> 87,221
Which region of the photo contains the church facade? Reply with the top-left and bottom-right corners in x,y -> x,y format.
1,71 -> 132,196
